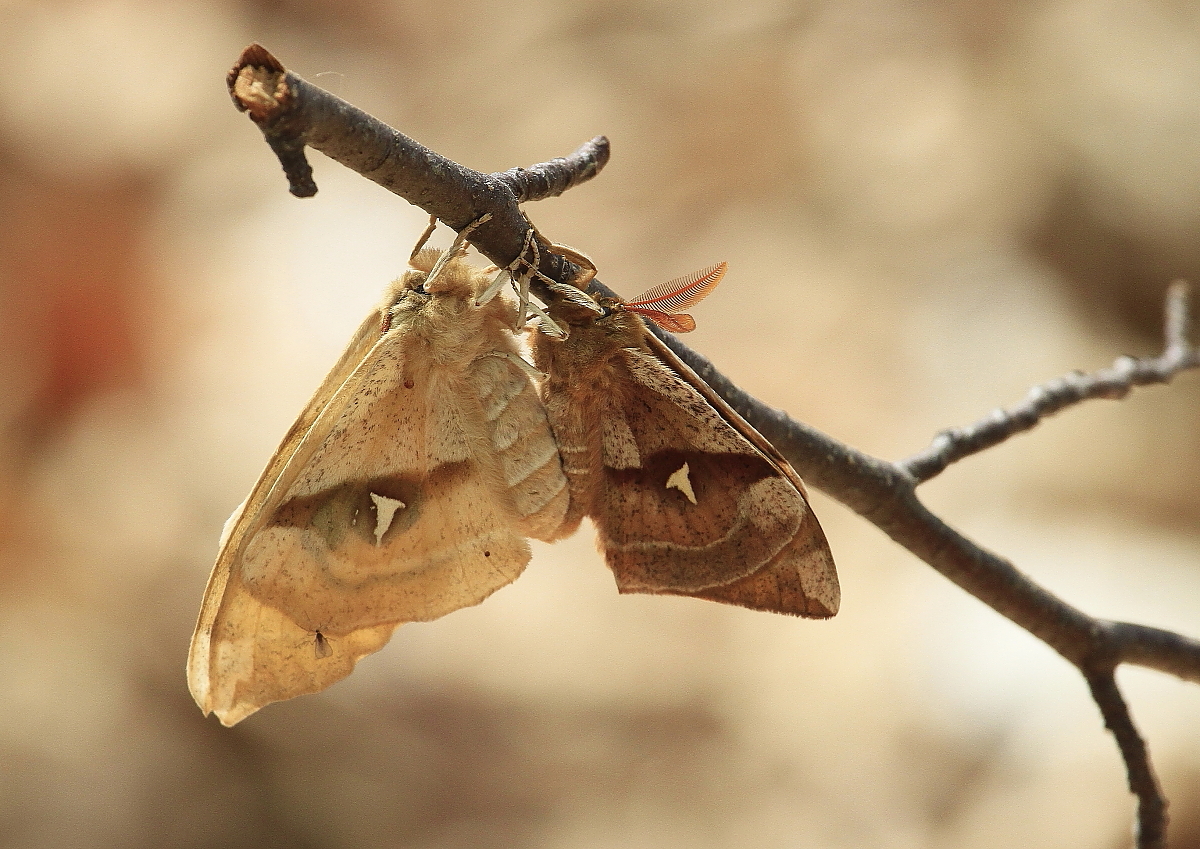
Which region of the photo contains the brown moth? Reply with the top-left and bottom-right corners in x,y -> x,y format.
533,263 -> 839,617
188,225 -> 569,726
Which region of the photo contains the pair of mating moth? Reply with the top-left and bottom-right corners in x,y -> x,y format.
188,222 -> 839,726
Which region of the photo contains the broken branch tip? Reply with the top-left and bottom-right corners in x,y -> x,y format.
237,44 -> 284,73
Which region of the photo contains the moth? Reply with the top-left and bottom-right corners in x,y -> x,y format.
188,224 -> 569,726
532,262 -> 839,617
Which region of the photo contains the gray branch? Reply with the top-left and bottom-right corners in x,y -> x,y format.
227,44 -> 600,297
1086,671 -> 1166,849
493,137 -> 610,203
901,281 -> 1199,483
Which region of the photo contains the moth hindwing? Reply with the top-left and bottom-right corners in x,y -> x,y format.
531,264 -> 839,618
188,241 -> 569,726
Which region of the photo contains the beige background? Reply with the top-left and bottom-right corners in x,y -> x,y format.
0,1 -> 1198,847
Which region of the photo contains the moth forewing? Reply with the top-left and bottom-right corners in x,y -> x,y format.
637,332 -> 838,616
686,506 -> 838,617
188,311 -> 385,714
189,250 -> 569,726
532,265 -> 838,619
640,331 -> 814,502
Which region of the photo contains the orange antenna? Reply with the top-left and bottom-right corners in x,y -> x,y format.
623,262 -> 727,332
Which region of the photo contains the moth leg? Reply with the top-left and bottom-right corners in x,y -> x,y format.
478,350 -> 546,381
521,234 -> 597,297
476,217 -> 600,335
544,241 -> 598,291
502,224 -> 601,331
518,264 -> 531,328
425,213 -> 494,292
409,214 -> 439,261
529,240 -> 599,335
462,222 -> 569,339
499,225 -> 541,329
503,224 -> 583,330
487,234 -> 570,338
475,269 -> 512,308
524,261 -> 604,339
543,282 -> 605,314
526,300 -> 569,340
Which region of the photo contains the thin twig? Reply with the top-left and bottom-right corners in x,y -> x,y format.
493,137 -> 611,203
226,44 -> 1200,848
649,316 -> 1200,688
1105,621 -> 1200,683
901,282 -> 1200,483
227,44 -> 602,295
1086,671 -> 1167,849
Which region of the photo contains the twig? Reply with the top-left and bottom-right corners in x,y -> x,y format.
227,44 -> 606,296
226,44 -> 1200,848
901,281 -> 1200,483
651,285 -> 1197,849
1086,671 -> 1167,849
1106,621 -> 1200,682
493,137 -> 610,203
649,302 -> 1200,681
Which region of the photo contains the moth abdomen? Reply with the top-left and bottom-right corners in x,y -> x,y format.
470,351 -> 570,541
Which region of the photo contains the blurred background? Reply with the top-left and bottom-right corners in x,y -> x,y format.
0,1 -> 1198,847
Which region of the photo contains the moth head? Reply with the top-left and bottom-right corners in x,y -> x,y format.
543,263 -> 726,341
595,299 -> 648,340
380,251 -> 501,333
536,289 -> 647,373
539,282 -> 601,322
379,268 -> 434,333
